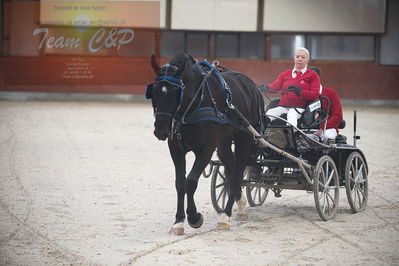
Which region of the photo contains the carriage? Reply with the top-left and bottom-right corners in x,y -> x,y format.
204,98 -> 368,221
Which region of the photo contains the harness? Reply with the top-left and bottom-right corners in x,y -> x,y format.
147,60 -> 256,152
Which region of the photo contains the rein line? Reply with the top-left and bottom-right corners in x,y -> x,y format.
179,70 -> 213,125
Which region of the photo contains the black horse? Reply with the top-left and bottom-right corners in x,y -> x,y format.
146,52 -> 264,234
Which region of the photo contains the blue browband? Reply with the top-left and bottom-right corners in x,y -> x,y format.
146,75 -> 185,103
156,75 -> 183,85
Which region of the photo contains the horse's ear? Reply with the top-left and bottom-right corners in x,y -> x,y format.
187,54 -> 196,64
151,54 -> 160,76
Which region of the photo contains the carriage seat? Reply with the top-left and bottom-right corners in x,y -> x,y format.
265,98 -> 345,131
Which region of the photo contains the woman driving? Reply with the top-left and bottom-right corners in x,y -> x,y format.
264,47 -> 320,127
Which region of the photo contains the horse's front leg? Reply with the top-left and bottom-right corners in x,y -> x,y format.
169,142 -> 187,235
185,147 -> 215,229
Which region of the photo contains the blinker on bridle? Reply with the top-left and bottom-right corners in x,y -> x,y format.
146,75 -> 185,118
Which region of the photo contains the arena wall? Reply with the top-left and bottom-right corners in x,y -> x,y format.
1,57 -> 399,100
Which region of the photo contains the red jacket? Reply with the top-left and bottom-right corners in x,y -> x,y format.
320,87 -> 343,132
268,69 -> 320,108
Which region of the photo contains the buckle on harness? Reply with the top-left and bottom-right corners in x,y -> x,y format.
176,133 -> 182,140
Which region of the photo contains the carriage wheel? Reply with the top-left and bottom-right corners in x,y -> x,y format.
313,155 -> 340,221
345,152 -> 368,213
245,166 -> 268,207
210,164 -> 229,213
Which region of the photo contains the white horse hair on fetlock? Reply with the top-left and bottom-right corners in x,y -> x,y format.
236,195 -> 248,221
169,222 -> 184,235
236,195 -> 247,213
217,213 -> 231,230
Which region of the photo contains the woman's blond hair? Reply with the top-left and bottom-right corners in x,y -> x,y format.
295,47 -> 310,59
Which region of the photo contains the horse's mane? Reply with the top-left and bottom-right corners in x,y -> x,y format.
169,52 -> 195,68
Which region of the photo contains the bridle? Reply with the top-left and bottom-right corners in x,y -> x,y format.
146,67 -> 185,119
146,61 -> 219,120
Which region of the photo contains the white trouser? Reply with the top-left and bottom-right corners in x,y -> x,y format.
321,128 -> 338,143
266,106 -> 305,127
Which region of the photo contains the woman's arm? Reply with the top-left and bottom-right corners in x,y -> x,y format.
268,71 -> 287,92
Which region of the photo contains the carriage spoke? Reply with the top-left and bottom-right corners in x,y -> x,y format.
318,179 -> 325,189
356,188 -> 362,209
350,164 -> 357,182
217,187 -> 226,202
325,162 -> 330,178
355,165 -> 364,182
253,187 -> 258,202
321,166 -> 327,184
357,186 -> 365,199
326,192 -> 331,215
250,186 -> 256,197
319,190 -> 324,200
357,164 -> 363,175
218,172 -> 226,181
326,169 -> 335,186
352,185 -> 358,205
355,157 -> 358,172
356,186 -> 365,205
222,190 -> 227,208
250,187 -> 255,201
322,192 -> 327,213
326,191 -> 336,207
351,182 -> 357,194
215,183 -> 225,189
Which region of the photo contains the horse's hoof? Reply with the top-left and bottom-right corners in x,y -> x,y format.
217,213 -> 231,230
169,222 -> 184,235
188,213 -> 204,229
236,213 -> 249,221
217,222 -> 231,230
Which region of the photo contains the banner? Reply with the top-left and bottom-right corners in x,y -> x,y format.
3,1 -> 160,93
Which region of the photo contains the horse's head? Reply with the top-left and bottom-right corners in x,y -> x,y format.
146,53 -> 197,140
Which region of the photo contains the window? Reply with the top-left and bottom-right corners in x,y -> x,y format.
186,33 -> 208,57
240,33 -> 264,59
270,34 -> 305,59
307,35 -> 375,61
379,0 -> 399,65
160,31 -> 184,57
216,33 -> 238,58
161,31 -> 265,59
